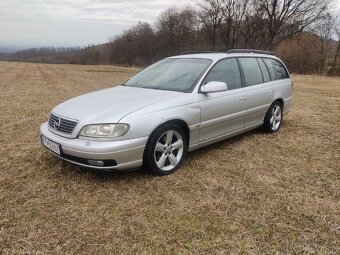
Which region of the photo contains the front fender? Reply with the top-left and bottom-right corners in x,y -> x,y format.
119,100 -> 201,147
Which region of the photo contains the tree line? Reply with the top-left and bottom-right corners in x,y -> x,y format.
2,0 -> 339,76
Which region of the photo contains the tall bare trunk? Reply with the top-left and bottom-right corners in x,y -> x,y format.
328,40 -> 340,76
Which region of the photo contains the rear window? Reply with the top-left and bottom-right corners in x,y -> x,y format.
257,58 -> 271,82
263,58 -> 289,80
239,58 -> 263,86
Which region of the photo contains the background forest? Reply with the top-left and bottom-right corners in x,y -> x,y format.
1,0 -> 339,76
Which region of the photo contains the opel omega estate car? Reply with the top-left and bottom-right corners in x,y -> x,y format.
40,49 -> 293,175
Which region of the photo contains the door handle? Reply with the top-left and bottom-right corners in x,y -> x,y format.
240,98 -> 246,103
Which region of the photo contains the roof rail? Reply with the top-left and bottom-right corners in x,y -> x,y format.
227,49 -> 274,55
181,51 -> 219,55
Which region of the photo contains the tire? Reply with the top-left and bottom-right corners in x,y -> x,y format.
263,101 -> 283,133
143,123 -> 188,176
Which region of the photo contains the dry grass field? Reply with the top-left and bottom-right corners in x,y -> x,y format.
0,61 -> 339,254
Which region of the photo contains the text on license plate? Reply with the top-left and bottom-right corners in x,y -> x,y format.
41,136 -> 61,155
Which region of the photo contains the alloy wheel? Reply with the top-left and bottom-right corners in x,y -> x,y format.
154,130 -> 184,171
270,104 -> 282,131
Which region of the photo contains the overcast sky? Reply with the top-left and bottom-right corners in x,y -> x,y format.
0,0 -> 339,51
0,0 -> 193,50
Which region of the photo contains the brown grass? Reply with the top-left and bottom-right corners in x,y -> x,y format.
0,61 -> 339,254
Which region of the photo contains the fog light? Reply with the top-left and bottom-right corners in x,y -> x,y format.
88,160 -> 104,166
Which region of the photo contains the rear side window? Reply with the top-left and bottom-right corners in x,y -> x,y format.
257,58 -> 271,82
263,58 -> 289,80
238,58 -> 263,86
204,58 -> 242,90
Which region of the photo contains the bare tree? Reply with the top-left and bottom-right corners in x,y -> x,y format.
219,0 -> 248,49
156,8 -> 181,55
108,22 -> 155,66
156,7 -> 199,56
329,24 -> 340,76
240,10 -> 268,48
314,13 -> 334,73
254,0 -> 332,50
177,8 -> 199,51
197,0 -> 224,50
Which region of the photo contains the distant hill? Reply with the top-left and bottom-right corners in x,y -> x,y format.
0,47 -> 23,53
0,45 -> 108,65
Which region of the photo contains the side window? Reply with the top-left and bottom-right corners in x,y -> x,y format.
204,58 -> 242,90
257,58 -> 271,82
263,58 -> 289,80
239,58 -> 263,86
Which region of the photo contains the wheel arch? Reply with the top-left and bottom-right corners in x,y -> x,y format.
149,119 -> 190,145
275,98 -> 284,108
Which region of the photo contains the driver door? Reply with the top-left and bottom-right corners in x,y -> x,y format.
199,58 -> 247,142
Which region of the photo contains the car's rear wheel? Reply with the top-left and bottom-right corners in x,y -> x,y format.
143,123 -> 188,175
263,101 -> 283,133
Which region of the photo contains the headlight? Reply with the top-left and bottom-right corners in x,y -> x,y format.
79,124 -> 129,138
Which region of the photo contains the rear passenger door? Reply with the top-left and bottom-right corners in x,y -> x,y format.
238,57 -> 274,128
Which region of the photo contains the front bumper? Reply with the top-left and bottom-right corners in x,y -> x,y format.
40,122 -> 148,170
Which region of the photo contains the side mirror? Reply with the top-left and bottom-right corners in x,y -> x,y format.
201,81 -> 228,93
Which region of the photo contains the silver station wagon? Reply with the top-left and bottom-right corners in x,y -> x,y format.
40,49 -> 293,175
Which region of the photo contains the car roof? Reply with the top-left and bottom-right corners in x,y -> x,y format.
169,52 -> 280,62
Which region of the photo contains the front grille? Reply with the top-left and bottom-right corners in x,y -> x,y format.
48,113 -> 78,134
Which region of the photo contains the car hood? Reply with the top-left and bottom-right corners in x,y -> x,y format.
52,85 -> 181,124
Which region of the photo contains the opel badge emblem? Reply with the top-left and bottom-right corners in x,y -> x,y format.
54,118 -> 61,130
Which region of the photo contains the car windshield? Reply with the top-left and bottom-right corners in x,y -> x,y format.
125,58 -> 212,92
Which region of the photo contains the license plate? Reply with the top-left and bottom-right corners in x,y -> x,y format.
41,136 -> 61,155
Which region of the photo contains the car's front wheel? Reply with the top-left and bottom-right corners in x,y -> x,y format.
143,123 -> 188,175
